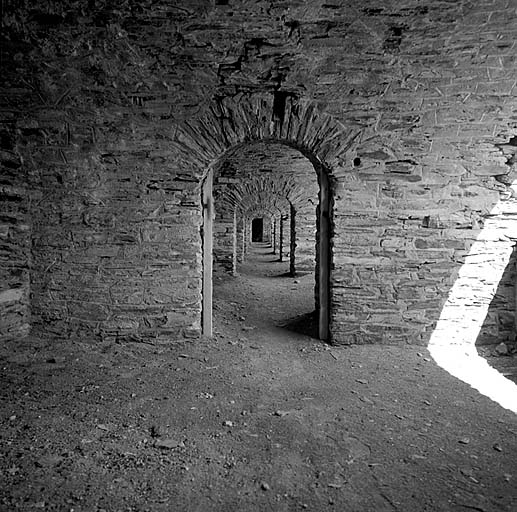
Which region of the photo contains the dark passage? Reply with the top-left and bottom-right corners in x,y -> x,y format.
251,218 -> 264,242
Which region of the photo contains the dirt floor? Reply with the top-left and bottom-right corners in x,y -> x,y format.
2,243 -> 517,511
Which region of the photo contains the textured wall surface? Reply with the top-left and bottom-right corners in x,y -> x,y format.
1,0 -> 516,344
0,147 -> 31,340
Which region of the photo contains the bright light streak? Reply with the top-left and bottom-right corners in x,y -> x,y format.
428,194 -> 517,414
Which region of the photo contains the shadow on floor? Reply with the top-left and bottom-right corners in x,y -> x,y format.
279,310 -> 319,339
273,271 -> 295,278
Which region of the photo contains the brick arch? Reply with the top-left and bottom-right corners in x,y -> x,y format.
194,93 -> 357,342
173,92 -> 362,177
216,176 -> 293,212
218,174 -> 312,210
245,205 -> 283,218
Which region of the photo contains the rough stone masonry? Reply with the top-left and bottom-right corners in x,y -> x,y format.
1,0 -> 516,346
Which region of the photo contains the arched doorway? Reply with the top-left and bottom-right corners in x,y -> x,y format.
251,218 -> 264,242
174,93 -> 359,344
201,140 -> 331,341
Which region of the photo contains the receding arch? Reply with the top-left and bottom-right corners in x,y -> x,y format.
173,93 -> 362,342
242,203 -> 286,261
214,173 -> 294,274
204,139 -> 331,340
243,206 -> 279,258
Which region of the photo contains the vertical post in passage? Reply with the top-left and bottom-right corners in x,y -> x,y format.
202,168 -> 213,337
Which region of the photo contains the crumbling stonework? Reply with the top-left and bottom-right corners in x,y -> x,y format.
1,0 -> 516,344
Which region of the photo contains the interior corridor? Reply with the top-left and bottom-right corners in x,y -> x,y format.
214,241 -> 318,340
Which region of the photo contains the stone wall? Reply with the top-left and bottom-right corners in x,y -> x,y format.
293,199 -> 317,273
0,25 -> 32,340
2,0 -> 516,345
0,147 -> 31,340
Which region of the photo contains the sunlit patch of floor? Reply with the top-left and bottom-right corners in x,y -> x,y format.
428,196 -> 517,414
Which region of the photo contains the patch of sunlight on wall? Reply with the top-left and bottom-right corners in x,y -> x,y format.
428,192 -> 517,414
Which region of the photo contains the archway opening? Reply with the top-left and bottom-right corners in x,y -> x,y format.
201,140 -> 331,341
251,218 -> 264,242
